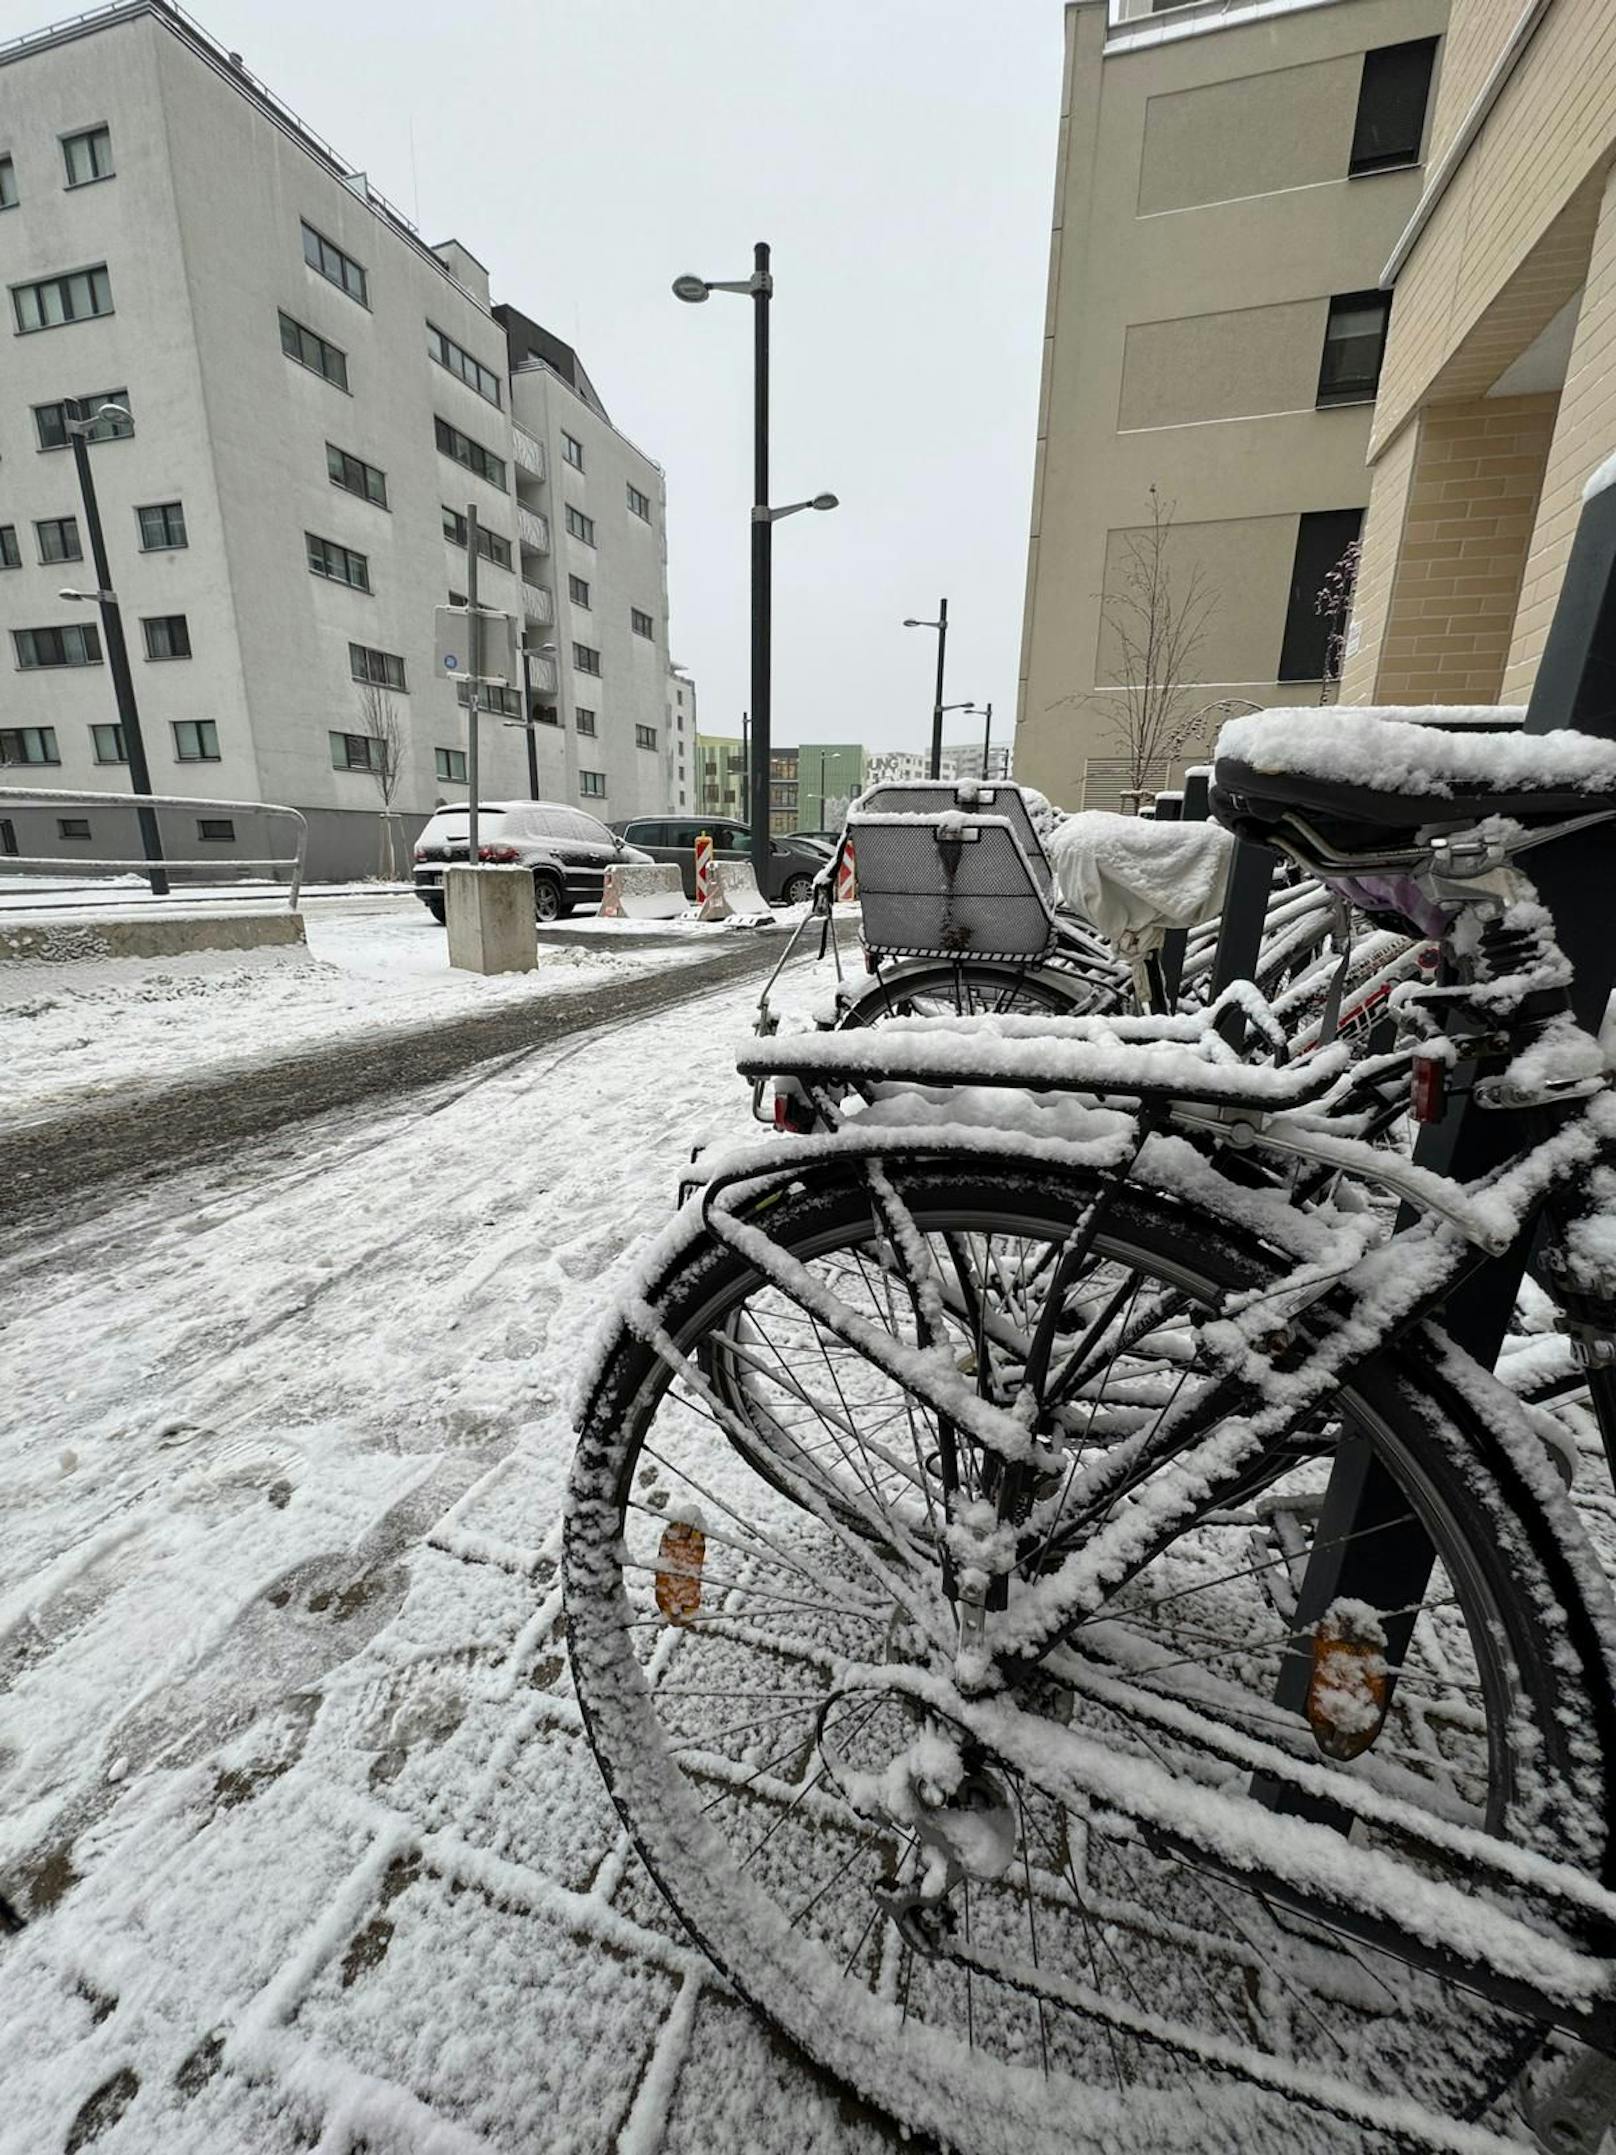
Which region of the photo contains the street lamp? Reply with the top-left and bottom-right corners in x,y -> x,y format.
903,601 -> 951,780
64,399 -> 167,894
674,246 -> 837,885
514,640 -> 559,800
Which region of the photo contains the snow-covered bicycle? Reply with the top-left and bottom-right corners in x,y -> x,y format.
566,707 -> 1616,2153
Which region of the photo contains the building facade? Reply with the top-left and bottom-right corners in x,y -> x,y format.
667,667 -> 696,812
1016,0 -> 1449,812
1340,0 -> 1616,714
0,1 -> 676,880
696,731 -> 745,819
795,743 -> 865,833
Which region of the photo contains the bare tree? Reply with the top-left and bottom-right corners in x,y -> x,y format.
1315,538 -> 1362,705
1096,486 -> 1219,802
356,682 -> 406,878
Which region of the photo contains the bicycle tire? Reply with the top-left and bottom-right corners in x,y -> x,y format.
567,1158 -> 1616,2153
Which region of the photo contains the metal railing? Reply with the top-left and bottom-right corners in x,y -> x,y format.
0,786 -> 308,909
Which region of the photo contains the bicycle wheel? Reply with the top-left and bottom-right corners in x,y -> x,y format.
836,961 -> 1115,1025
567,1160 -> 1616,2153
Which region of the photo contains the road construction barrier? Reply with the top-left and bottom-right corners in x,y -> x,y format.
694,831 -> 715,906
836,835 -> 858,904
598,862 -> 686,920
697,859 -> 773,922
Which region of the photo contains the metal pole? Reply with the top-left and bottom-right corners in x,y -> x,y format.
740,711 -> 749,823
465,502 -> 481,867
68,404 -> 167,895
980,700 -> 993,778
819,750 -> 826,830
927,597 -> 949,780
523,650 -> 540,801
749,240 -> 772,882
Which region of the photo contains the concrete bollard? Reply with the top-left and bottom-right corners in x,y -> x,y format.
445,864 -> 537,975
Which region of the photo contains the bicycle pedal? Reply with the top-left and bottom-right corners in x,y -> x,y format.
1517,2039 -> 1616,2153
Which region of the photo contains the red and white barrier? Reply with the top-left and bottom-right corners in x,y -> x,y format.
694,831 -> 715,906
836,835 -> 858,904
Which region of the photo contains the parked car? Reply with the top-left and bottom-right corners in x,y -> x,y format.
787,832 -> 839,855
412,801 -> 650,923
608,817 -> 826,904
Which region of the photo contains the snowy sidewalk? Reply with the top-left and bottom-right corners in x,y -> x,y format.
0,969 -> 894,2155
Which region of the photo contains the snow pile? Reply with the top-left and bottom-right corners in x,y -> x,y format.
1214,708 -> 1616,798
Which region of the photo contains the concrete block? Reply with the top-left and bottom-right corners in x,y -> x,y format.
0,908 -> 306,964
599,862 -> 687,920
712,861 -> 773,917
445,865 -> 536,975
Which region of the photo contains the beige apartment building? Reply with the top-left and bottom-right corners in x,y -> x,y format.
1341,0 -> 1616,712
1017,0 -> 1449,810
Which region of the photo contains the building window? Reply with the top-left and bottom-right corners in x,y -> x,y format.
635,724 -> 658,750
14,624 -> 100,668
575,707 -> 597,736
280,311 -> 349,392
62,127 -> 113,187
1317,292 -> 1392,406
197,817 -> 235,842
532,703 -> 560,726
142,614 -> 191,661
435,746 -> 467,782
0,156 -> 17,210
306,532 -> 371,592
428,323 -> 502,407
35,392 -> 130,450
0,527 -> 19,569
1350,38 -> 1439,176
12,264 -> 113,333
579,770 -> 606,798
626,482 -> 651,521
562,432 -> 585,470
455,679 -> 522,717
565,505 -> 595,546
350,642 -> 407,691
0,726 -> 60,764
331,730 -> 384,772
34,516 -> 81,564
573,642 -> 601,675
174,719 -> 220,762
630,607 -> 654,639
57,816 -> 92,840
434,415 -> 506,491
569,574 -> 591,608
301,220 -> 368,306
137,501 -> 187,550
327,444 -> 388,508
1278,508 -> 1365,682
91,722 -> 126,763
441,506 -> 512,568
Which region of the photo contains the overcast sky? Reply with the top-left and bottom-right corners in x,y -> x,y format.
114,0 -> 1064,756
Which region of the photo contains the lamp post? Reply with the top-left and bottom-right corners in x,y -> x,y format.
903,600 -> 950,780
63,399 -> 166,894
740,710 -> 749,823
518,640 -> 558,800
934,699 -> 977,780
979,700 -> 995,779
673,248 -> 836,883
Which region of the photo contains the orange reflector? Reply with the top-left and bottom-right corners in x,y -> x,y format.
655,1519 -> 706,1626
1306,1607 -> 1390,1762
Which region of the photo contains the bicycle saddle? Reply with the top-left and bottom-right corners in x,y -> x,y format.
1211,708 -> 1616,866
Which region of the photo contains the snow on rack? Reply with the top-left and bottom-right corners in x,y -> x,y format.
1213,707 -> 1616,797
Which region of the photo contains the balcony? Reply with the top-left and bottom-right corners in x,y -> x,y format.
514,425 -> 545,481
518,504 -> 551,555
525,653 -> 557,695
521,580 -> 554,626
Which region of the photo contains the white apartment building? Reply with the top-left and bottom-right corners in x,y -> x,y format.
0,1 -> 676,879
666,667 -> 696,813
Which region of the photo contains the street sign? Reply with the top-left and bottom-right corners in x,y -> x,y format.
434,604 -> 519,687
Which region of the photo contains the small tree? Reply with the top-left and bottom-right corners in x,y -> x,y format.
1315,538 -> 1362,705
356,682 -> 406,877
1096,486 -> 1219,803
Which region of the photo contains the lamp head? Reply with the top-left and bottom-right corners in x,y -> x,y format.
809,493 -> 838,512
671,275 -> 710,304
95,402 -> 131,424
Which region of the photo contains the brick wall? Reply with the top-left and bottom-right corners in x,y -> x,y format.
1339,418 -> 1419,704
1373,2 -> 1616,448
1504,162 -> 1616,698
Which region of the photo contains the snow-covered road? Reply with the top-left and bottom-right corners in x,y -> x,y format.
0,964 -> 893,2155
